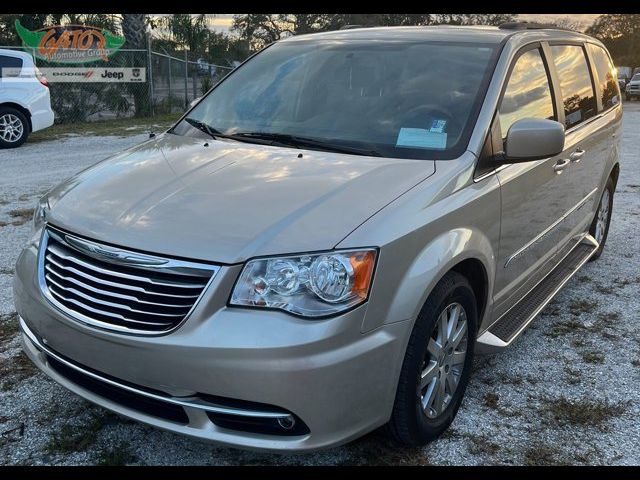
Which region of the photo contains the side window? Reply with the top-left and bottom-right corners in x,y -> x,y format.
587,43 -> 620,111
0,55 -> 23,78
550,45 -> 597,129
499,48 -> 555,139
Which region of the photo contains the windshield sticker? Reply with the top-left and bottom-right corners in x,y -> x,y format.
429,119 -> 447,133
396,128 -> 447,150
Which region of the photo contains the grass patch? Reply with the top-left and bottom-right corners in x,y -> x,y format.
95,443 -> 138,466
30,114 -> 182,143
581,350 -> 605,364
466,434 -> 500,455
0,312 -> 19,344
542,396 -> 626,428
546,310 -> 620,338
523,444 -> 563,466
595,284 -> 615,295
0,351 -> 39,391
563,366 -> 583,385
46,413 -> 105,454
483,392 -> 500,409
568,299 -> 598,316
4,208 -> 34,227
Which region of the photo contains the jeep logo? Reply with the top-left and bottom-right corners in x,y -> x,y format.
101,70 -> 124,80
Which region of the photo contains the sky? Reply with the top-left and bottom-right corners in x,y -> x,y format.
198,14 -> 602,34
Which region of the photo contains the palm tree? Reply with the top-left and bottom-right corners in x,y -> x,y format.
120,14 -> 150,116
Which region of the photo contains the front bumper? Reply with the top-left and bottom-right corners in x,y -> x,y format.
14,242 -> 410,452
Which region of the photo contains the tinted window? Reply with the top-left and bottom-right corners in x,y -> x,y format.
587,44 -> 620,111
550,45 -> 597,129
173,41 -> 498,160
499,49 -> 555,138
0,55 -> 23,78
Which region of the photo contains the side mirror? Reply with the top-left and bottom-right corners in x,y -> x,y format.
501,118 -> 565,163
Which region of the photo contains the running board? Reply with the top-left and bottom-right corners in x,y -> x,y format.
477,235 -> 599,352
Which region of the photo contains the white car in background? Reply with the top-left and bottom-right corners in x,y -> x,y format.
625,73 -> 640,101
0,49 -> 54,148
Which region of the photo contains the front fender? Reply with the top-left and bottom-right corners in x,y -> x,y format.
338,155 -> 501,335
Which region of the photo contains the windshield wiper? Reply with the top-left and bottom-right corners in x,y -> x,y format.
232,132 -> 382,157
183,118 -> 272,145
183,121 -> 381,157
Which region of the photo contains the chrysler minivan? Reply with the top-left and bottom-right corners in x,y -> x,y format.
14,24 -> 621,451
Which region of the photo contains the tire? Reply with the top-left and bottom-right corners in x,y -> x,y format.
386,271 -> 477,445
588,176 -> 615,261
0,107 -> 29,149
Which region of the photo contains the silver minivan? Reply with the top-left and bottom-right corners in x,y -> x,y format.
14,24 -> 621,451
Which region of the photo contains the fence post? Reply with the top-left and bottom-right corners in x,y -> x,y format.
184,50 -> 189,109
168,55 -> 172,110
147,32 -> 155,116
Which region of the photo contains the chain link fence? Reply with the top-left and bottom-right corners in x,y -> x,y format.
149,50 -> 233,114
1,45 -> 234,124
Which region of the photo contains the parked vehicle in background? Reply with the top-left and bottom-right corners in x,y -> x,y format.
196,58 -> 217,78
14,24 -> 621,452
0,49 -> 54,148
618,77 -> 628,91
617,66 -> 633,81
626,73 -> 640,101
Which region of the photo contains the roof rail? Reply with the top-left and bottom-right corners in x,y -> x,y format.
499,21 -> 573,32
340,25 -> 365,30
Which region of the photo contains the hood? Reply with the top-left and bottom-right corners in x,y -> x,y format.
46,133 -> 435,263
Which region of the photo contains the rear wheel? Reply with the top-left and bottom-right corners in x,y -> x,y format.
0,107 -> 29,148
387,271 -> 477,445
589,176 -> 614,261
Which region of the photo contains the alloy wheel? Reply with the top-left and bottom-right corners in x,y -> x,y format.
595,188 -> 610,245
0,113 -> 24,143
419,302 -> 468,418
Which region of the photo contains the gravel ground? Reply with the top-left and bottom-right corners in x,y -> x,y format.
1,107 -> 639,466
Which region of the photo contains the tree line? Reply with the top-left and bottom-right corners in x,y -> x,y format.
2,13 -> 639,70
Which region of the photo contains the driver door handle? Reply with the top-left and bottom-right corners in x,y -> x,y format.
569,149 -> 586,163
553,158 -> 570,174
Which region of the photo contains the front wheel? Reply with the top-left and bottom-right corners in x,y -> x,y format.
589,176 -> 614,261
387,271 -> 477,445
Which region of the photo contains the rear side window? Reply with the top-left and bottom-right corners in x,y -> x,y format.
499,48 -> 555,138
587,43 -> 620,111
550,45 -> 597,129
0,54 -> 23,78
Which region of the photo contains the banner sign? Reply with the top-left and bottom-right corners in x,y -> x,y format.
1,67 -> 146,83
15,20 -> 125,63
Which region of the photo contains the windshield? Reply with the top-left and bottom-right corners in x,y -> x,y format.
172,40 -> 499,159
633,74 -> 640,81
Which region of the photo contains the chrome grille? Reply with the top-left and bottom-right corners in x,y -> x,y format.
39,226 -> 219,335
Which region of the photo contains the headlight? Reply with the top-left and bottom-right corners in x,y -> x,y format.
28,196 -> 50,246
230,249 -> 377,318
